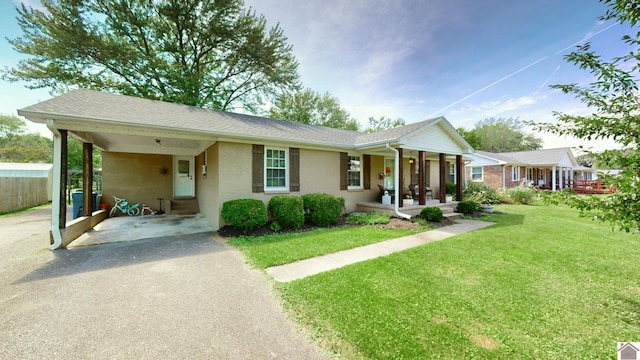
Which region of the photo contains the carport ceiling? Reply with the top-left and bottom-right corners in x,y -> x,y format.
72,130 -> 215,156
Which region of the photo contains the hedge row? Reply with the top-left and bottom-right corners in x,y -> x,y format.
221,193 -> 345,233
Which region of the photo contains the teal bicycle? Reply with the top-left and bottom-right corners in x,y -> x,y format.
109,196 -> 141,217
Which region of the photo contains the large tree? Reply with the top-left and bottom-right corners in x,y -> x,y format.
0,115 -> 52,163
459,117 -> 543,152
364,116 -> 405,133
533,0 -> 640,232
3,0 -> 300,113
268,88 -> 360,131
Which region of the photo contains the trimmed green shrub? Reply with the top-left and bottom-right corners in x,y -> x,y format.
504,187 -> 537,204
221,199 -> 268,233
420,207 -> 443,222
346,212 -> 390,225
302,193 -> 345,227
463,182 -> 501,204
445,182 -> 457,196
456,200 -> 479,214
268,195 -> 304,230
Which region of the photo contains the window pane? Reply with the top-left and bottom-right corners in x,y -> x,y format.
347,156 -> 361,187
265,149 -> 287,189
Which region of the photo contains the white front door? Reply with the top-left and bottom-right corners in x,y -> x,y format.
174,156 -> 195,197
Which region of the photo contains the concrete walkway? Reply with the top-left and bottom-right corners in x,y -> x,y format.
266,219 -> 495,282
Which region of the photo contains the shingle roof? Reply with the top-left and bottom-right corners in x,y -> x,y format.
18,89 -> 362,147
477,148 -> 574,165
18,89 -> 470,152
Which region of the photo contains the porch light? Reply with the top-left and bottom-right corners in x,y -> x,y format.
409,157 -> 415,164
155,139 -> 161,146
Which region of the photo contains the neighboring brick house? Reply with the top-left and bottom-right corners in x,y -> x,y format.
464,148 -> 598,191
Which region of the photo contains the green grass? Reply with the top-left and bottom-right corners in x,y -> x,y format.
270,204 -> 640,359
0,202 -> 51,217
229,226 -> 423,268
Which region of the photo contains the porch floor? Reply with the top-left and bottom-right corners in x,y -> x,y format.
357,200 -> 460,218
67,213 -> 215,248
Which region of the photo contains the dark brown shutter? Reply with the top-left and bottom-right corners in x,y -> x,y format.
363,154 -> 371,190
424,160 -> 431,187
252,145 -> 264,193
340,152 -> 348,190
289,148 -> 300,192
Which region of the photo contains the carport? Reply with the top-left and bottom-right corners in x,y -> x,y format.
67,213 -> 215,248
18,92 -> 215,250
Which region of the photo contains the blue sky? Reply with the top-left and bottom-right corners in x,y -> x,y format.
0,0 -> 631,151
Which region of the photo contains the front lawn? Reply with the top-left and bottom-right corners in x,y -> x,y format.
228,226 -> 424,268
265,204 -> 639,359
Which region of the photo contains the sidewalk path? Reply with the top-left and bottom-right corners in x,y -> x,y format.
266,219 -> 495,282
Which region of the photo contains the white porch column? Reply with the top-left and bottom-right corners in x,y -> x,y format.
558,167 -> 561,190
552,165 -> 557,191
46,120 -> 64,250
570,168 -> 574,187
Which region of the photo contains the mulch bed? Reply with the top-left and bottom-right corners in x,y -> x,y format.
217,214 -> 353,238
217,212 -> 477,239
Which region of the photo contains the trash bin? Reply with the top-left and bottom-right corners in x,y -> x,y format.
71,190 -> 99,219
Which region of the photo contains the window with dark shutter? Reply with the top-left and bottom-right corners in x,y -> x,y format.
363,154 -> 371,190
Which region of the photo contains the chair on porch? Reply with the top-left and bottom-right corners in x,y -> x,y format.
409,184 -> 433,201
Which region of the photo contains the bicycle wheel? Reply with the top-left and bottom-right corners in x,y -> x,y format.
109,206 -> 117,217
127,207 -> 140,216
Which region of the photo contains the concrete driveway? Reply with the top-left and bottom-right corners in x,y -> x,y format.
0,207 -> 327,359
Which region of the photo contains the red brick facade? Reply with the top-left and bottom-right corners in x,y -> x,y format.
467,165 -> 533,190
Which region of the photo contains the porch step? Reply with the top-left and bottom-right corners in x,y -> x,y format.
356,200 -> 462,219
169,198 -> 199,215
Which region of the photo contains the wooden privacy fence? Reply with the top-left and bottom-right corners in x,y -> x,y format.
0,177 -> 49,213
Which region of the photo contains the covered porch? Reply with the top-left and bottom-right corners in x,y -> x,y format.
356,200 -> 461,218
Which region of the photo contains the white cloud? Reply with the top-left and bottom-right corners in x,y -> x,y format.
355,47 -> 414,86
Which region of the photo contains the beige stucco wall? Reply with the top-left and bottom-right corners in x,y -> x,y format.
213,142 -> 379,207
103,144 -> 457,229
102,152 -> 173,212
196,144 -> 220,229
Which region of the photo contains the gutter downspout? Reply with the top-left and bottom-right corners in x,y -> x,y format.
385,143 -> 412,220
46,119 -> 63,250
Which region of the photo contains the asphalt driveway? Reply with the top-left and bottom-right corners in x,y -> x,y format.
0,207 -> 326,359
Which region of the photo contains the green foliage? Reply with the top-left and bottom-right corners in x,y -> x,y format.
0,114 -> 52,163
221,199 -> 268,233
364,116 -> 405,133
463,182 -> 501,204
66,137 -> 102,170
302,193 -> 345,227
456,200 -> 479,214
346,212 -> 390,225
0,114 -> 27,140
420,207 -> 443,222
456,127 -> 482,149
528,0 -> 640,231
268,88 -> 359,130
503,187 -> 537,205
4,0 -> 300,113
268,195 -> 304,230
458,117 -> 542,152
445,182 -> 457,195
